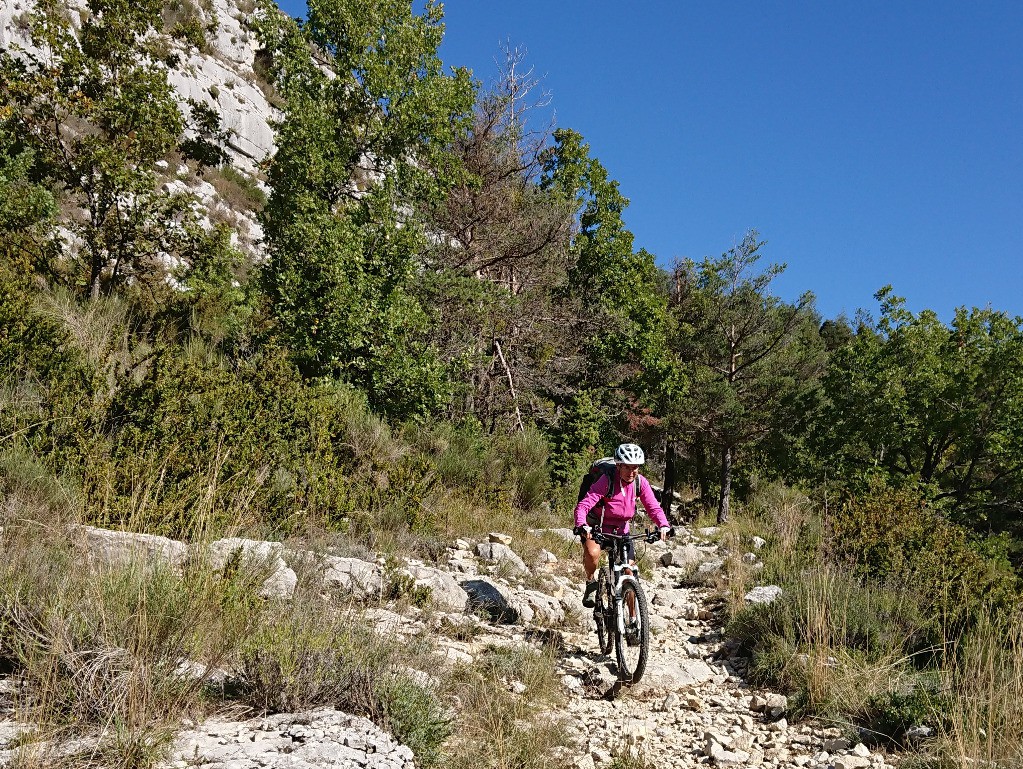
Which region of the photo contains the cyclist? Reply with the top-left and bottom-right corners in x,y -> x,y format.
574,443 -> 670,608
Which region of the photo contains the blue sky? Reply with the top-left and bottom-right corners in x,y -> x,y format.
274,1 -> 1022,323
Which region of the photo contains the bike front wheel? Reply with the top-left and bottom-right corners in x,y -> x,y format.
593,567 -> 614,656
615,578 -> 650,684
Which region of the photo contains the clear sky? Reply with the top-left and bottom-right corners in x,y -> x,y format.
274,1 -> 1022,323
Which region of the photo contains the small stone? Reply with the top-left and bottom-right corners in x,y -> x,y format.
905,724 -> 935,740
489,532 -> 513,545
561,675 -> 583,691
823,738 -> 851,752
745,585 -> 784,604
834,757 -> 871,769
852,743 -> 871,757
661,692 -> 681,711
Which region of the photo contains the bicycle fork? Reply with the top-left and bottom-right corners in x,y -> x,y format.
612,563 -> 640,634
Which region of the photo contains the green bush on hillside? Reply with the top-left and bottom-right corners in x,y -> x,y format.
827,484 -> 1019,639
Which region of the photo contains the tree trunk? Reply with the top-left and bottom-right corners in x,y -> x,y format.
662,440 -> 677,522
89,249 -> 103,301
694,436 -> 714,508
717,443 -> 733,524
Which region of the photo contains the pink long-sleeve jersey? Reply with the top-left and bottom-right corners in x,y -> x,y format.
574,472 -> 669,533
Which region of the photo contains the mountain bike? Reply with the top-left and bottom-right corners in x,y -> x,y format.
590,527 -> 674,684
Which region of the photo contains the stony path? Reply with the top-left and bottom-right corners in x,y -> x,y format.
0,527 -> 904,769
545,545 -> 896,769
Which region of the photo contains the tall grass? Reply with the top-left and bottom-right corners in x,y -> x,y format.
728,566 -> 925,722
938,614 -> 1023,768
442,644 -> 570,769
0,536 -> 258,767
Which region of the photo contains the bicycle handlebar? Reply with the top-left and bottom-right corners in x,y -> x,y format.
591,527 -> 676,546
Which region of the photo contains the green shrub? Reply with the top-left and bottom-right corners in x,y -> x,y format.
728,567 -> 926,718
411,420 -> 551,513
443,645 -> 569,769
828,484 -> 1020,641
375,673 -> 450,767
0,528 -> 265,767
238,608 -> 372,714
170,17 -> 208,50
863,686 -> 943,746
384,565 -> 433,609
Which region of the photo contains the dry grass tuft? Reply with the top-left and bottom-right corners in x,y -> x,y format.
937,614 -> 1023,768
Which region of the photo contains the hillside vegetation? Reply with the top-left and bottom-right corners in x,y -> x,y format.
2,0 -> 1022,767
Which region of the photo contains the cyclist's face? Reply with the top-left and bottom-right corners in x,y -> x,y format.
618,463 -> 640,482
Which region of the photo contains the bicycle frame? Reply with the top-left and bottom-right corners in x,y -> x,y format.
605,538 -> 640,634
588,524 -> 673,685
593,530 -> 650,624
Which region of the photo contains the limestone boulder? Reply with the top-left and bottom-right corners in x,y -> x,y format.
459,577 -> 533,624
71,525 -> 188,573
401,564 -> 469,613
474,542 -> 529,575
207,538 -> 297,600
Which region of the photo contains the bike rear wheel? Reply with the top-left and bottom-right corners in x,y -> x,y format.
615,578 -> 650,684
593,567 -> 614,656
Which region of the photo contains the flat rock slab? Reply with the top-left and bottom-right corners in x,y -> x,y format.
161,709 -> 415,769
207,538 -> 297,600
71,525 -> 189,572
632,655 -> 716,694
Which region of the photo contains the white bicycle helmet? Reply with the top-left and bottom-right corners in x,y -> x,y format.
614,443 -> 645,465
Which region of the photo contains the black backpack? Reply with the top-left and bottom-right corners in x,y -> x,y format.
577,457 -> 641,512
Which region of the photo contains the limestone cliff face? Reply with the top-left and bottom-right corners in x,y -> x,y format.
0,0 -> 279,175
1,0 -> 287,265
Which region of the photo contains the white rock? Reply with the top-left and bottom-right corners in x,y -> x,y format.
834,757 -> 871,769
474,542 -> 529,574
402,564 -> 469,612
317,554 -> 383,596
71,525 -> 189,573
206,537 -> 297,599
745,585 -> 784,604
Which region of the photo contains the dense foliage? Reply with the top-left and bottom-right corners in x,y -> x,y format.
2,0 -> 1021,618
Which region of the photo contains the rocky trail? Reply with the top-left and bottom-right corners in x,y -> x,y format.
0,526 -> 902,769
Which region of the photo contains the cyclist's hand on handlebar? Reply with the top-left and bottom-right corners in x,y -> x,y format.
659,526 -> 675,542
573,525 -> 593,541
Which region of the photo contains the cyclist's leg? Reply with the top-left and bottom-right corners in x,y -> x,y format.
581,515 -> 603,606
582,536 -> 601,579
